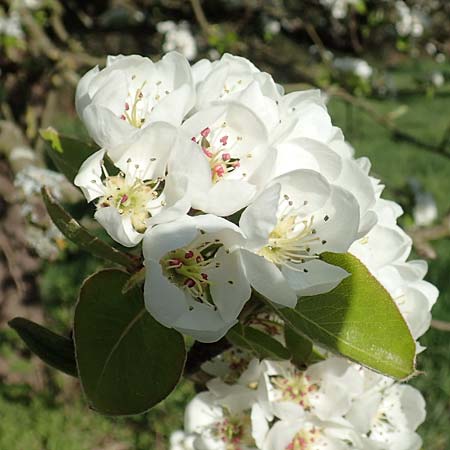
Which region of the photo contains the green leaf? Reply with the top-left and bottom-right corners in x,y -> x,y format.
42,186 -> 139,272
74,269 -> 186,415
8,317 -> 77,377
263,252 -> 416,380
284,327 -> 313,367
40,127 -> 98,182
227,323 -> 291,360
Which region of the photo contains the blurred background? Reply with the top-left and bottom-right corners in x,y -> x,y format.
0,0 -> 449,449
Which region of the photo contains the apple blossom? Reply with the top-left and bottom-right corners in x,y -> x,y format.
239,169 -> 360,306
171,100 -> 276,216
257,358 -> 364,423
75,52 -> 195,148
142,215 -> 251,342
74,124 -> 191,246
185,391 -> 267,450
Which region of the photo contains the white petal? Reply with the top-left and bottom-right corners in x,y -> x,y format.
282,259 -> 349,296
239,183 -> 280,249
111,122 -> 178,179
173,303 -> 237,343
241,249 -> 297,307
144,260 -> 188,327
75,65 -> 99,117
143,216 -> 196,260
313,185 -> 360,253
251,403 -> 270,448
82,104 -> 136,148
73,149 -> 105,202
202,179 -> 257,216
274,138 -> 343,181
94,206 -> 143,247
204,249 -> 251,322
270,169 -> 332,216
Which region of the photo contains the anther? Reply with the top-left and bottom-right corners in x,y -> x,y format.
200,127 -> 211,138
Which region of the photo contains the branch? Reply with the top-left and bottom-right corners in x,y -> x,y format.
190,0 -> 213,38
184,338 -> 231,377
330,87 -> 450,157
431,320 -> 450,332
408,214 -> 450,259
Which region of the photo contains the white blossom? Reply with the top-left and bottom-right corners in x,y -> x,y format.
395,1 -> 427,37
157,21 -> 198,61
74,123 -> 191,247
170,430 -> 196,450
75,52 -> 195,148
142,215 -> 251,342
333,57 -> 373,80
0,10 -> 24,39
319,0 -> 359,19
239,169 -> 359,305
171,97 -> 277,216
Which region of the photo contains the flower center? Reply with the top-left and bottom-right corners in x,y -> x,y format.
160,240 -> 222,305
120,78 -> 172,128
192,126 -> 241,183
96,161 -> 162,233
258,194 -> 329,271
286,426 -> 322,450
271,372 -> 318,410
213,413 -> 255,450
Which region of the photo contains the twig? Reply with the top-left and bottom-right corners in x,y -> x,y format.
408,214 -> 450,259
431,320 -> 450,332
0,228 -> 26,298
184,337 -> 231,376
330,87 -> 450,156
190,0 -> 213,38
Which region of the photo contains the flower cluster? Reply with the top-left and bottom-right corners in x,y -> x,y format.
171,353 -> 426,450
74,51 -> 435,346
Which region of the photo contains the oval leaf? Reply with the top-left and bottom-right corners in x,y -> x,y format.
227,323 -> 291,360
74,269 -> 186,416
8,317 -> 77,377
262,253 -> 416,380
42,186 -> 139,272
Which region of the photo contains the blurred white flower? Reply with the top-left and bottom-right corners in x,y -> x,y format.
320,0 -> 359,19
333,57 -> 373,80
410,178 -> 438,226
395,1 -> 427,38
157,21 -> 197,61
169,430 -> 195,450
0,10 -> 24,39
431,71 -> 444,87
264,19 -> 281,36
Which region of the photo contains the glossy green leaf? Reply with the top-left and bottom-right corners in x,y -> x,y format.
263,252 -> 416,379
227,323 -> 291,360
42,186 -> 139,272
8,317 -> 77,377
74,269 -> 186,416
40,127 -> 97,183
284,327 -> 313,367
